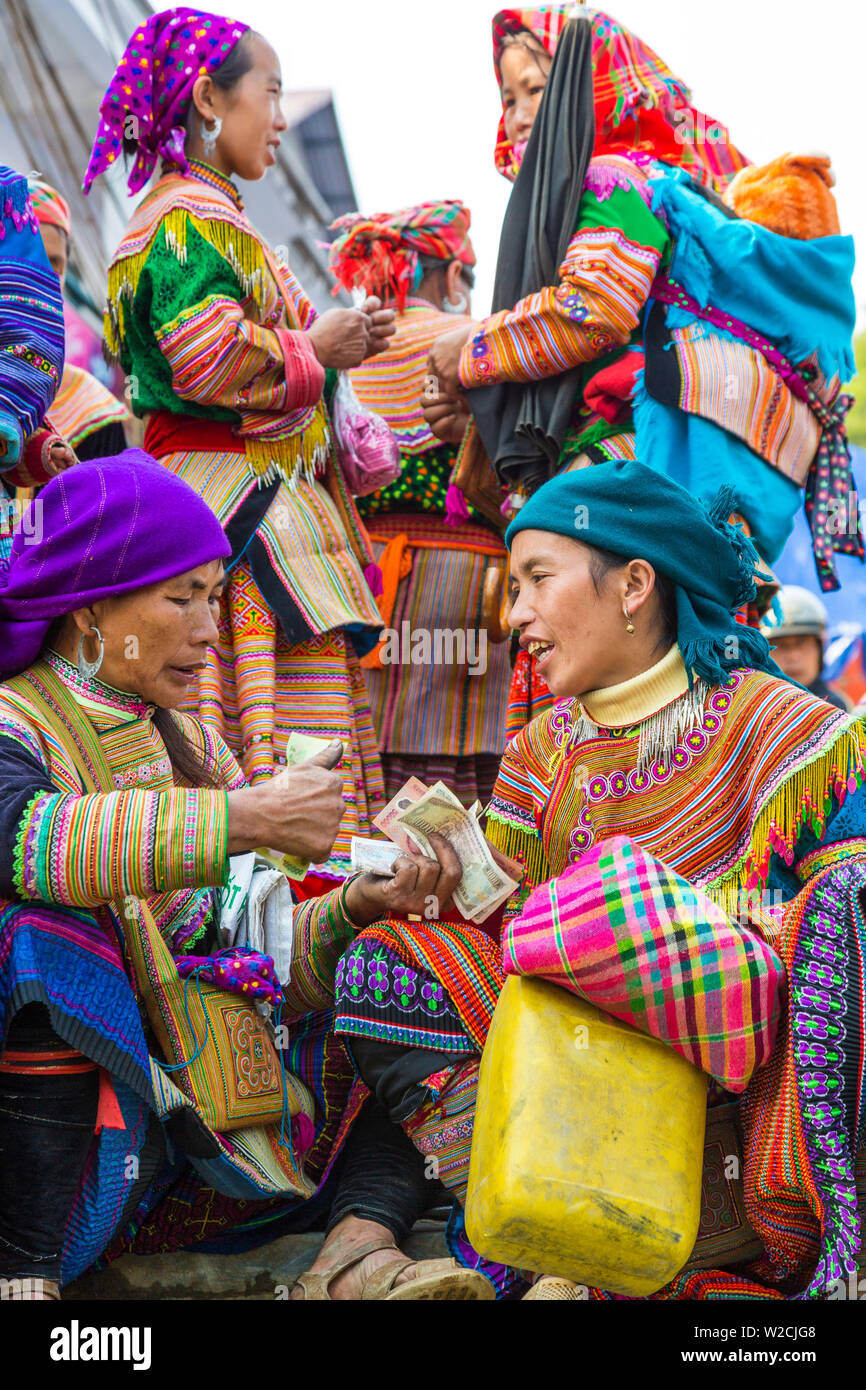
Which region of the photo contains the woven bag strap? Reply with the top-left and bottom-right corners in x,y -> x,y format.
5,660 -> 116,793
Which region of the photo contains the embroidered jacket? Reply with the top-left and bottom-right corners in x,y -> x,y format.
103,160 -> 381,646
487,647 -> 866,915
0,651 -> 357,1018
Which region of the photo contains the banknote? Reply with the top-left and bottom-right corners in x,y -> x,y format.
284,731 -> 339,768
350,837 -> 404,878
373,776 -> 429,854
256,845 -> 309,882
259,733 -> 344,880
394,781 -> 519,924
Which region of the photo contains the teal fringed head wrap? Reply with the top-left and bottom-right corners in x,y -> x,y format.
504,459 -> 786,688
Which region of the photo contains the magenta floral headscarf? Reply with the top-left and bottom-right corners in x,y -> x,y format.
82,7 -> 249,196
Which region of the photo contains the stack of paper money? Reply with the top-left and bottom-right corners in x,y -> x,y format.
350,837 -> 402,877
352,778 -> 518,924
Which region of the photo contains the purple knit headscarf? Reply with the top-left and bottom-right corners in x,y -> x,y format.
0,449 -> 231,679
83,7 -> 249,196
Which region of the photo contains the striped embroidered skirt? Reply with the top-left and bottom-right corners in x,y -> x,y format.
158,447 -> 386,878
363,513 -> 510,806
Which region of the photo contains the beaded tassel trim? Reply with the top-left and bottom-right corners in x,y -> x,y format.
555,679 -> 709,781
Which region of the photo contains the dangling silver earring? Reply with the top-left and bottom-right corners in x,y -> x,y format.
201,115 -> 222,159
77,625 -> 104,680
443,291 -> 469,315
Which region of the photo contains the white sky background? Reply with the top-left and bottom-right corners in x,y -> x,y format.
230,0 -> 864,324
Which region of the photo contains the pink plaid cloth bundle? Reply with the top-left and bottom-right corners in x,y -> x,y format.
502,835 -> 785,1091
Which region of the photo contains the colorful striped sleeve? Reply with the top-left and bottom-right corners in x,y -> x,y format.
486,725 -> 552,926
459,183 -> 669,388
146,217 -> 324,416
13,783 -> 230,907
0,711 -> 237,909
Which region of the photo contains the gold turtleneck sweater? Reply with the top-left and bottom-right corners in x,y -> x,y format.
580,645 -> 691,728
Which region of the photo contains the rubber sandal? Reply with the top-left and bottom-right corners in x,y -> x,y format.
379,1257 -> 494,1301
289,1237 -> 398,1300
290,1241 -> 494,1301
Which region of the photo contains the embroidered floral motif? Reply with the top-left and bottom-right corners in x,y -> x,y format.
552,673 -> 743,862
334,939 -> 467,1051
789,863 -> 866,1296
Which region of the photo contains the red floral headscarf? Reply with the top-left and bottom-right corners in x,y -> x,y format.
493,5 -> 749,190
329,201 -> 476,312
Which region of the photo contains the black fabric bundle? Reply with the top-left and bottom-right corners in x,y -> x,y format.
466,14 -> 596,493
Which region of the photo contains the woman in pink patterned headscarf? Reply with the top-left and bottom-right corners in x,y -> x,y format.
83,7 -> 250,194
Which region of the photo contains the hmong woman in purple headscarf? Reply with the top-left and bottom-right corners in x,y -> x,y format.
83,8 -> 395,886
0,450 -> 489,1300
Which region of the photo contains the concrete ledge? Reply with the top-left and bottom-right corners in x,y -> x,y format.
65,1225 -> 450,1300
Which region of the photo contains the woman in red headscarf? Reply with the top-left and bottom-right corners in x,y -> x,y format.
422,5 -> 752,734
329,203 -> 510,807
425,6 -> 858,739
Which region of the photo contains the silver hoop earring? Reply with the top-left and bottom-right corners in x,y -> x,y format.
443,291 -> 469,315
201,115 -> 222,158
77,625 -> 105,680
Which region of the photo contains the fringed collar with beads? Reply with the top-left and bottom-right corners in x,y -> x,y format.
552,645 -> 709,780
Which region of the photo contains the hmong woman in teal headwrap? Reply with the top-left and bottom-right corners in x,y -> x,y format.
332,459 -> 866,1300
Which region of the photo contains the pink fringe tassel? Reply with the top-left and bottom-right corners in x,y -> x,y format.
445,482 -> 470,527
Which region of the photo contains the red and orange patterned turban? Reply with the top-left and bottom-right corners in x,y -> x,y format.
492,5 -> 748,191
329,201 -> 476,313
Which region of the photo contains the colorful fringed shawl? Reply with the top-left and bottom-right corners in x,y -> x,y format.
487,667 -> 866,905
104,162 -> 330,486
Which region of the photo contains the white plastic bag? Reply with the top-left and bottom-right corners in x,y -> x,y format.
219,853 -> 295,987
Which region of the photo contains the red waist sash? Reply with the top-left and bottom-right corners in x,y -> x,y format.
144,411 -> 244,460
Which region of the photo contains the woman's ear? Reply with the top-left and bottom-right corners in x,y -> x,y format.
190,73 -> 218,121
622,559 -> 656,614
445,259 -> 470,311
69,605 -> 98,636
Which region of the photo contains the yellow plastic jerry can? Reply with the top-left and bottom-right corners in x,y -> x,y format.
464,975 -> 707,1295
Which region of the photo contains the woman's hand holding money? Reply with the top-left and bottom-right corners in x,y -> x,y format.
343,832 -> 462,928
226,740 -> 345,863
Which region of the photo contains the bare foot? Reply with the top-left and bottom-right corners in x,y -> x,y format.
290,1215 -> 418,1301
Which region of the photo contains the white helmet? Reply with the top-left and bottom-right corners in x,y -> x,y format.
760,585 -> 828,640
